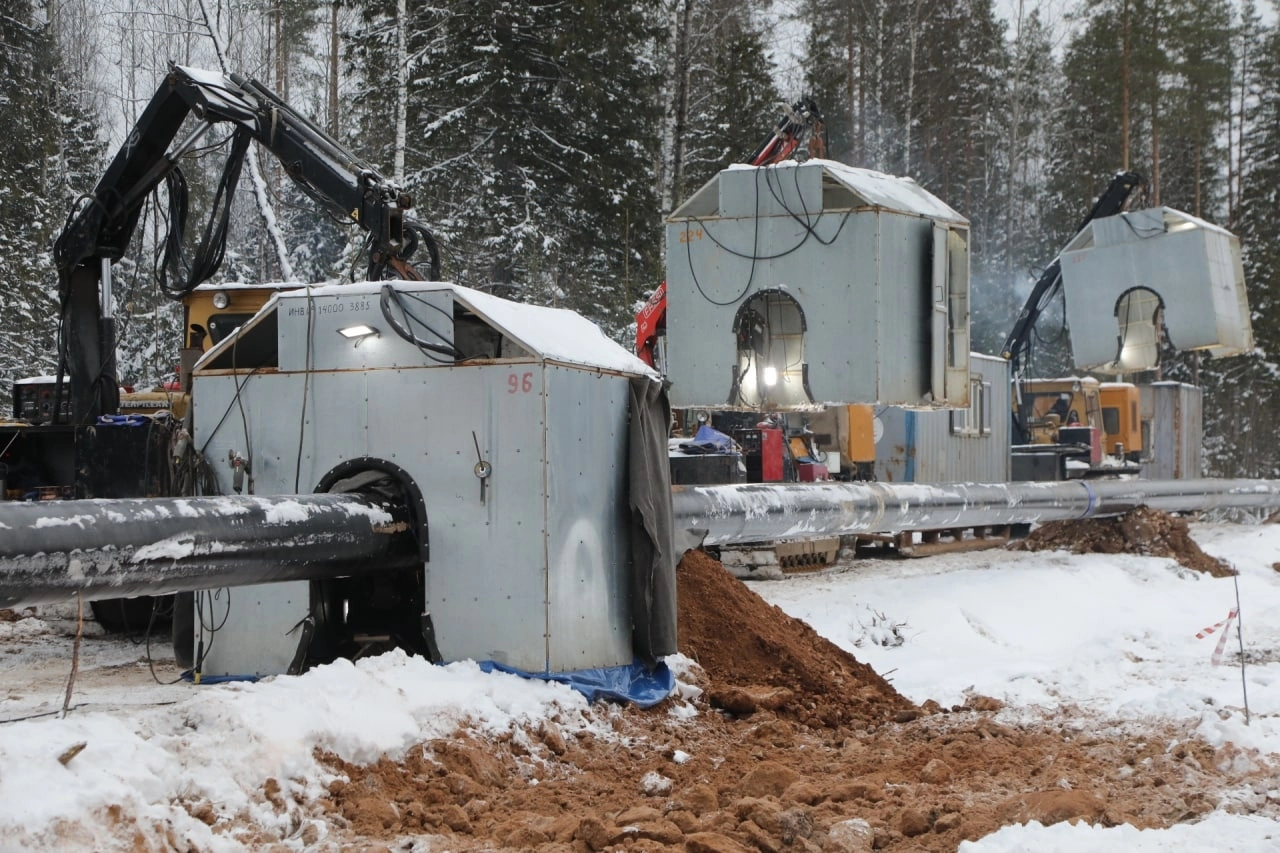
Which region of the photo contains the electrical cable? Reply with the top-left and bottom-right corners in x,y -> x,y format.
231,332 -> 253,492
683,165 -> 765,307
379,284 -> 464,362
762,163 -> 850,247
145,595 -> 183,686
683,164 -> 854,308
1120,213 -> 1167,239
196,364 -> 264,456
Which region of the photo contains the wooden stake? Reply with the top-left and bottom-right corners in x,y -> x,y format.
1233,571 -> 1250,725
62,593 -> 83,718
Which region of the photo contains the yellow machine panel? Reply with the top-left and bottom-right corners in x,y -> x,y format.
845,404 -> 876,464
1100,383 -> 1142,460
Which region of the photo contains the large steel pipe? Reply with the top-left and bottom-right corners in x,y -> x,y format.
673,478 -> 1280,547
0,493 -> 418,609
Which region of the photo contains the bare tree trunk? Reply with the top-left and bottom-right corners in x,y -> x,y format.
394,0 -> 407,182
195,0 -> 296,281
274,1 -> 286,98
1121,0 -> 1130,170
329,1 -> 340,138
668,0 -> 692,209
873,0 -> 885,171
845,7 -> 858,165
1148,5 -> 1161,206
903,0 -> 920,175
1228,7 -> 1251,228
1194,142 -> 1202,217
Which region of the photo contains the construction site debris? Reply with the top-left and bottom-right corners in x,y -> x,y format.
1012,506 -> 1235,577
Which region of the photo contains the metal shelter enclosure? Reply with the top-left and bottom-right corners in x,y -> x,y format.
1059,207 -> 1253,372
1140,382 -> 1204,480
189,281 -> 665,678
664,160 -> 972,411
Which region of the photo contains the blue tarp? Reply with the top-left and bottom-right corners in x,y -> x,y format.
97,414 -> 153,427
478,659 -> 675,708
678,424 -> 737,455
183,659 -> 675,707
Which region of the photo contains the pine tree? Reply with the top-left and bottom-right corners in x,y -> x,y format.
1155,0 -> 1234,217
664,0 -> 782,207
0,2 -> 71,405
971,6 -> 1061,360
345,0 -> 665,335
800,0 -> 909,171
1042,4 -> 1133,242
1209,21 -> 1280,476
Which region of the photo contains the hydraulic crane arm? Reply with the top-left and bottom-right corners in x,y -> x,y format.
745,97 -> 825,167
52,64 -> 438,425
1000,170 -> 1144,378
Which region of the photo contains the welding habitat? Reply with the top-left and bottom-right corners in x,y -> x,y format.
1060,207 -> 1253,373
664,160 -> 972,412
187,281 -> 674,678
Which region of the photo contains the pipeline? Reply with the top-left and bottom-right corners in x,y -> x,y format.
671,478 -> 1280,547
0,493 -> 419,609
4,477 -> 1280,612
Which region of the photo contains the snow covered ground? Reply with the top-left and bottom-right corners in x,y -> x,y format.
1,520 -> 1279,850
758,521 -> 1280,851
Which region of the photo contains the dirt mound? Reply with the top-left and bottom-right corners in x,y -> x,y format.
314,703 -> 1265,852
302,548 -> 1272,852
1014,506 -> 1234,577
677,547 -> 912,727
293,548 -> 1280,845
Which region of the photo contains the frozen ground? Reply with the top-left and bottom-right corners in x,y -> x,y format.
0,519 -> 1277,850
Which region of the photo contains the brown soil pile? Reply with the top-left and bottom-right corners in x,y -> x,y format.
310,697 -> 1265,853
676,547 -> 913,728
287,549 -> 1275,852
1014,506 -> 1234,577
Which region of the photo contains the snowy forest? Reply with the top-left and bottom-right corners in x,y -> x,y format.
1,0 -> 1279,476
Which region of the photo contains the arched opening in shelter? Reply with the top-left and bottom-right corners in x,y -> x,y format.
727,289 -> 814,408
1107,286 -> 1166,372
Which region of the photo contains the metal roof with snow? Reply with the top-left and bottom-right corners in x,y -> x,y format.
669,158 -> 967,225
196,280 -> 657,378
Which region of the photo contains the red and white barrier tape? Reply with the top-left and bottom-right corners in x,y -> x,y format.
1194,609 -> 1238,665
1211,618 -> 1235,665
1195,610 -> 1237,639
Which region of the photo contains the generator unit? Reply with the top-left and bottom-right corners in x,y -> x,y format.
187,280 -> 674,679
664,160 -> 971,411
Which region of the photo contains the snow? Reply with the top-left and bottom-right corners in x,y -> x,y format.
450,283 -> 660,378
3,520 -> 1280,849
721,159 -> 967,224
0,650 -> 608,850
228,280 -> 659,379
33,515 -> 95,529
130,533 -> 198,562
756,520 -> 1280,850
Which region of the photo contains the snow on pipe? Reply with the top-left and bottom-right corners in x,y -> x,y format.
0,493 -> 419,610
671,478 -> 1280,547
